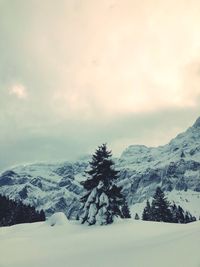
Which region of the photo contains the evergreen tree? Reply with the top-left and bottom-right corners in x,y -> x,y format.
184,211 -> 190,224
151,187 -> 172,222
142,189 -> 196,224
39,210 -> 46,221
0,194 -> 46,226
170,203 -> 179,223
176,205 -> 185,224
135,213 -> 140,220
121,200 -> 131,218
80,144 -> 129,225
142,200 -> 152,221
190,215 -> 196,222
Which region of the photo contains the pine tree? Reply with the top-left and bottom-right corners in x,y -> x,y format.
142,189 -> 196,224
176,205 -> 185,223
191,215 -> 196,222
151,187 -> 172,222
142,200 -> 152,221
184,211 -> 190,224
171,203 -> 179,223
39,210 -> 46,221
121,200 -> 131,218
80,144 -> 129,225
0,194 -> 46,226
135,213 -> 140,220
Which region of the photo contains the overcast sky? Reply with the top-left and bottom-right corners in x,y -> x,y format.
0,0 -> 200,171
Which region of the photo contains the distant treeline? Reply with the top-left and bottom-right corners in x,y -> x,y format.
0,194 -> 45,227
141,187 -> 196,224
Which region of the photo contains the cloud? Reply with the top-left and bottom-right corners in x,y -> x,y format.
9,84 -> 27,99
0,0 -> 200,170
27,0 -> 200,117
1,0 -> 200,116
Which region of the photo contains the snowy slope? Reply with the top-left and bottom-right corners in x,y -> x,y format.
131,190 -> 200,219
0,161 -> 87,219
117,117 -> 200,215
0,217 -> 200,267
0,117 -> 200,218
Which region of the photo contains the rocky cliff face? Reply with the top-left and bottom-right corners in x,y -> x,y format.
0,118 -> 200,218
117,118 -> 200,203
0,161 -> 87,219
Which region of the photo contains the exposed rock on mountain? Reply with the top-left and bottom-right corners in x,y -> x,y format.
0,117 -> 200,218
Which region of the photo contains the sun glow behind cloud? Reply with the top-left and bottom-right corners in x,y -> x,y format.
9,84 -> 27,99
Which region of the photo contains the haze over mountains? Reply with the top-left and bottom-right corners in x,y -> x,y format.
0,117 -> 200,218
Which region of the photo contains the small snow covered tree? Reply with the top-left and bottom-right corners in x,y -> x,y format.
171,203 -> 179,223
135,213 -> 140,220
80,144 -> 129,225
142,200 -> 152,221
151,187 -> 172,222
121,200 -> 131,218
176,205 -> 185,223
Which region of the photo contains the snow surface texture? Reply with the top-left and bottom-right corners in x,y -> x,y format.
0,219 -> 200,267
0,117 -> 200,218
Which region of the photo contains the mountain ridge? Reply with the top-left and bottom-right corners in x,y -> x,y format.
0,116 -> 200,218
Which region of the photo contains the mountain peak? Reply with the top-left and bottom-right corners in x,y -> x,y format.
193,117 -> 200,128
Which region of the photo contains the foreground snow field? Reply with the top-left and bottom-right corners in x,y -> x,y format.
0,216 -> 200,267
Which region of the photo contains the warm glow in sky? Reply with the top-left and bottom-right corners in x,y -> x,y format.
0,0 -> 200,169
9,84 -> 27,99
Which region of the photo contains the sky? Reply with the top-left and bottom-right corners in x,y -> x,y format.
0,0 -> 200,171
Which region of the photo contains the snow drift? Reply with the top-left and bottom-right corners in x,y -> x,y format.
46,212 -> 69,226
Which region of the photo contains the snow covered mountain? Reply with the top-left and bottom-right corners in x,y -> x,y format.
0,161 -> 87,219
117,117 -> 200,216
0,117 -> 200,218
